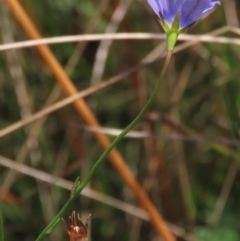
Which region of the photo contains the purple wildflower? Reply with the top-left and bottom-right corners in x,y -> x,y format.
147,0 -> 220,30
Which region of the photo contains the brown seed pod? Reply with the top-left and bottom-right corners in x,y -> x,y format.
61,211 -> 91,241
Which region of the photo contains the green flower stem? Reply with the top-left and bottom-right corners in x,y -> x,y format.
35,50 -> 173,241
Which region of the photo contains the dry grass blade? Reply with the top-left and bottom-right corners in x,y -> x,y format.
1,31 -> 240,51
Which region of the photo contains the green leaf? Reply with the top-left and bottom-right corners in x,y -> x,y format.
196,226 -> 239,241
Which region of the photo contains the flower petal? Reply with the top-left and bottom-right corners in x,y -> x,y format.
147,0 -> 221,30
147,0 -> 162,17
160,0 -> 185,25
179,0 -> 221,29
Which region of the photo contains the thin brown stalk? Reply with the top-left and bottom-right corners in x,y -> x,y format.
208,161 -> 239,226
169,56 -> 196,226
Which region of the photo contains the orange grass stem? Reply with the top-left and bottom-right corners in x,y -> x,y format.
4,1 -> 176,241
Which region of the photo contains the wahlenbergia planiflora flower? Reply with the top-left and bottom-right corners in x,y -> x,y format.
147,0 -> 220,50
147,0 -> 220,30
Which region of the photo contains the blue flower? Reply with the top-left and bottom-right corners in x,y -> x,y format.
147,0 -> 220,30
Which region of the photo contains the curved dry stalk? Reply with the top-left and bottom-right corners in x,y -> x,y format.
1,31 -> 240,51
85,126 -> 240,146
90,0 -> 132,85
208,161 -> 239,226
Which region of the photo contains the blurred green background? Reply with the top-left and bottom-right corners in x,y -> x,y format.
0,0 -> 240,240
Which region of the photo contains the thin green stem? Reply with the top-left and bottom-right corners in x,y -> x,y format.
35,50 -> 173,241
